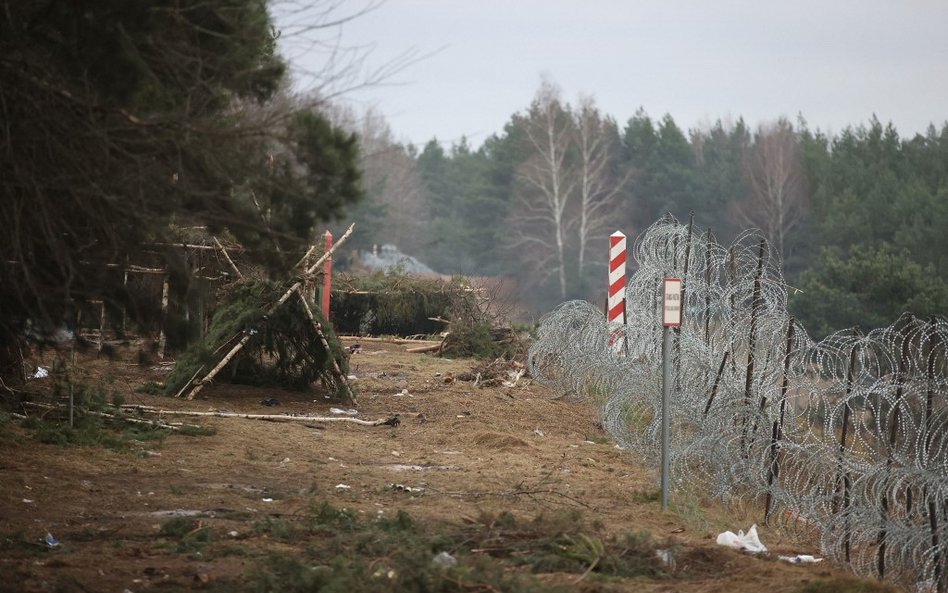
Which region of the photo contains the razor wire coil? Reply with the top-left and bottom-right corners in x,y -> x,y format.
529,216 -> 948,591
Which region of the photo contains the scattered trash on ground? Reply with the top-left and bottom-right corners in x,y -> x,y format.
716,524 -> 767,553
346,374 -> 358,381
261,497 -> 274,503
148,509 -> 210,518
227,530 -> 239,538
22,499 -> 33,504
30,367 -> 49,379
386,464 -> 454,472
330,407 -> 358,416
655,548 -> 674,567
44,532 -> 59,548
779,555 -> 823,564
431,551 -> 457,569
389,483 -> 425,495
335,483 -> 351,490
456,360 -> 528,388
533,427 -> 545,437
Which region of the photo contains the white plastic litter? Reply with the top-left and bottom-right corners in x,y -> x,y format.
655,548 -> 674,567
335,483 -> 351,490
31,367 -> 49,379
329,408 -> 358,416
715,524 -> 767,553
779,555 -> 823,564
431,551 -> 457,570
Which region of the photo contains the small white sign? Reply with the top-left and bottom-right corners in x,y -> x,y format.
663,278 -> 682,327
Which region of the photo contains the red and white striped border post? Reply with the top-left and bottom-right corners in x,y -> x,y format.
322,230 -> 332,319
608,231 -> 627,351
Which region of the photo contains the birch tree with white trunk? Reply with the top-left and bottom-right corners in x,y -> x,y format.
511,80 -> 576,299
736,118 -> 808,262
574,95 -> 631,283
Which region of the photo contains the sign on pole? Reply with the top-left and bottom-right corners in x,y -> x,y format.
660,277 -> 681,510
662,278 -> 682,327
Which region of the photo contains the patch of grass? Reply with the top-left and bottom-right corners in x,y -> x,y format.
160,517 -> 199,538
178,424 -> 217,437
630,489 -> 661,504
310,500 -> 358,530
668,492 -> 712,531
795,576 -> 900,593
190,503 -> 665,592
252,516 -> 300,540
480,511 -> 663,579
221,502 -> 665,593
20,413 -> 167,451
136,381 -> 165,395
376,510 -> 416,533
159,517 -> 211,555
0,531 -> 60,557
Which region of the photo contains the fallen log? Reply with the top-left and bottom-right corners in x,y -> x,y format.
121,405 -> 399,427
21,402 -> 183,430
406,343 -> 443,354
338,336 -> 443,345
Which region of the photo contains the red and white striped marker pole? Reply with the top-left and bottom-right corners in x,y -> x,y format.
608,231 -> 627,351
322,230 -> 332,319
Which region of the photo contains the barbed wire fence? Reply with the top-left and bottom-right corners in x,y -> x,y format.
528,215 -> 948,591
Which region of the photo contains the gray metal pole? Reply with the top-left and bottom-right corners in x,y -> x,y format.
661,325 -> 671,510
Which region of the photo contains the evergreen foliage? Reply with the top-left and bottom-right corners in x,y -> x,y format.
331,272 -> 480,336
0,0 -> 363,380
791,244 -> 948,338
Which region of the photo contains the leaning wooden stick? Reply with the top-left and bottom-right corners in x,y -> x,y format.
185,334 -> 252,399
304,223 -> 354,277
213,236 -> 243,280
294,286 -> 356,405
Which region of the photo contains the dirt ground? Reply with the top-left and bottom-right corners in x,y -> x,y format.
0,339 -> 893,592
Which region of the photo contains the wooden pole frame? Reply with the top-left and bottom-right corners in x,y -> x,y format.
183,224 -> 355,401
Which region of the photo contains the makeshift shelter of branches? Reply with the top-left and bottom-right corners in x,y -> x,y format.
164,280 -> 351,400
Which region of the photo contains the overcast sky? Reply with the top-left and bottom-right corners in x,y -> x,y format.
277,0 -> 948,148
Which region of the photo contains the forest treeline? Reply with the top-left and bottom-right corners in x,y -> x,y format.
341,80 -> 948,337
